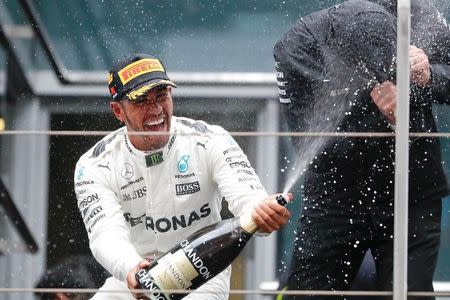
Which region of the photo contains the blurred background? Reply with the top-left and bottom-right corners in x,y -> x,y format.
0,0 -> 449,299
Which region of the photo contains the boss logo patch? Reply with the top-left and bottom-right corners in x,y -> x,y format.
175,181 -> 200,196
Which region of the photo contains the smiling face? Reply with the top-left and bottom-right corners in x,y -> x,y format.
111,85 -> 173,151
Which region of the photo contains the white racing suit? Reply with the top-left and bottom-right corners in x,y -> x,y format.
74,116 -> 268,299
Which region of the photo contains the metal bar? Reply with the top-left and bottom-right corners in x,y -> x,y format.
394,0 -> 411,299
0,130 -> 395,137
18,0 -> 279,87
0,21 -> 32,94
1,130 -> 449,138
18,0 -> 71,83
39,69 -> 277,85
0,178 -> 39,254
253,100 -> 280,300
0,287 -> 395,296
0,287 -> 450,297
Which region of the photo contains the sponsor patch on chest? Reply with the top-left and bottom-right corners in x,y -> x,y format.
175,181 -> 201,195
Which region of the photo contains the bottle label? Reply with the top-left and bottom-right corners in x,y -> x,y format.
142,247 -> 202,296
138,248 -> 202,299
135,269 -> 169,300
139,240 -> 216,298
149,251 -> 194,290
239,214 -> 258,233
180,239 -> 212,280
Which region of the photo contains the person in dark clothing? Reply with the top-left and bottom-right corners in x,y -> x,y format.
35,255 -> 109,300
273,0 -> 450,299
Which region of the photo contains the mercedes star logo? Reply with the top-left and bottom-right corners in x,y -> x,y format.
121,163 -> 134,180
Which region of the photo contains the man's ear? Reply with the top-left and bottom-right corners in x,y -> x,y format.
110,102 -> 124,123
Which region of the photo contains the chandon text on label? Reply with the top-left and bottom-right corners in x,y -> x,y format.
180,240 -> 211,280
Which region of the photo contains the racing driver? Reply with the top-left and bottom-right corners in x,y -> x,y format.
74,53 -> 292,300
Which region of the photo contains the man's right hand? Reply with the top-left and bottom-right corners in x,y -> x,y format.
127,259 -> 152,299
370,81 -> 397,124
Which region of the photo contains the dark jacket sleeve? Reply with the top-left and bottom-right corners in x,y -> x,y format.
410,0 -> 450,104
429,64 -> 450,104
273,18 -> 325,135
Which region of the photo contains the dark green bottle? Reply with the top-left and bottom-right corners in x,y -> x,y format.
136,195 -> 288,300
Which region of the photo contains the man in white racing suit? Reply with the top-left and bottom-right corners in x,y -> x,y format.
74,53 -> 292,300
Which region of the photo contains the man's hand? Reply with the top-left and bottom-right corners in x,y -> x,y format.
252,193 -> 292,233
370,81 -> 397,124
127,259 -> 152,299
410,45 -> 431,87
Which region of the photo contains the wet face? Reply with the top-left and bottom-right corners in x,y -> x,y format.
111,85 -> 173,151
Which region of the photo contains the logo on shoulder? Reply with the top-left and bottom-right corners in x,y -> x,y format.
196,141 -> 207,150
76,167 -> 85,181
223,147 -> 240,156
279,97 -> 292,104
227,136 -> 237,145
78,193 -> 100,210
75,180 -> 94,187
177,155 -> 190,173
98,162 -> 111,171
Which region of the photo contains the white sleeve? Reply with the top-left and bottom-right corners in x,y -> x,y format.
208,128 -> 268,217
74,160 -> 142,281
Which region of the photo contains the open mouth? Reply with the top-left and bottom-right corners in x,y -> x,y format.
143,116 -> 166,131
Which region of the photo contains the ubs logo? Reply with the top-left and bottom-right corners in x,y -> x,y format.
121,163 -> 134,180
177,155 -> 190,173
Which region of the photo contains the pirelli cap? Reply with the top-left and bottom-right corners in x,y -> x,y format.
108,54 -> 177,102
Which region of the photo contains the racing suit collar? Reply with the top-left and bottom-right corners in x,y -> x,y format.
122,121 -> 177,167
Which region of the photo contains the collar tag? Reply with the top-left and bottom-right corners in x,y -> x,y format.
146,151 -> 164,167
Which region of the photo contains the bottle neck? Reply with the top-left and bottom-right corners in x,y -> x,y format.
239,214 -> 258,234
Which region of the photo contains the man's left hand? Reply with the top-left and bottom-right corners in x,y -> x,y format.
410,45 -> 431,87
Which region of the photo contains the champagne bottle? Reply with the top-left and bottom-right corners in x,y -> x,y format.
135,194 -> 288,300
